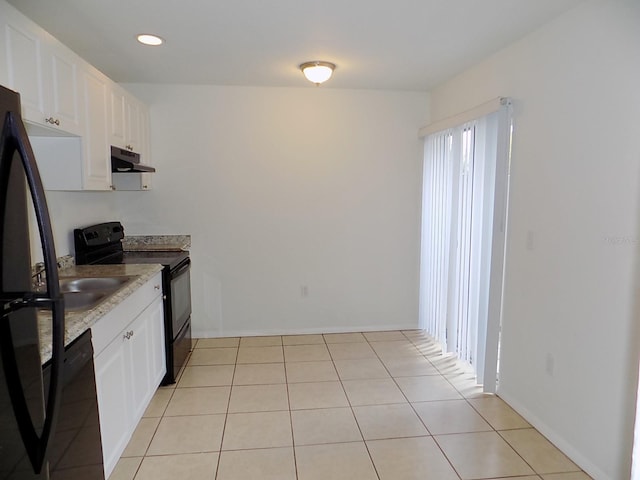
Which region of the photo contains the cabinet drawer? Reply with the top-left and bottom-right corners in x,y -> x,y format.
91,272 -> 162,357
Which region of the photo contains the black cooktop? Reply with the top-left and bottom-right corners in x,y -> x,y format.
99,250 -> 189,270
74,222 -> 189,270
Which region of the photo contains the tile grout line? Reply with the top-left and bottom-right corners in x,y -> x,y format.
405,331 -> 576,479
283,342 -> 299,480
408,331 -> 525,479
131,344 -> 193,479
326,333 -> 382,480
125,332 -> 590,480
398,330 -> 465,480
211,338 -> 239,480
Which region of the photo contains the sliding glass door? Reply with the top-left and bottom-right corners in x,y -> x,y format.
419,99 -> 511,392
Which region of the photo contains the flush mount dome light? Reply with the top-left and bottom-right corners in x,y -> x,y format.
300,61 -> 335,85
137,34 -> 163,46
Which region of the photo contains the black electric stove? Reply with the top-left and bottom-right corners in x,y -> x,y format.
74,222 -> 192,385
89,250 -> 189,271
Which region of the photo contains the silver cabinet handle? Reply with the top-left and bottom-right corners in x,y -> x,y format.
45,117 -> 60,126
122,330 -> 135,340
154,285 -> 161,290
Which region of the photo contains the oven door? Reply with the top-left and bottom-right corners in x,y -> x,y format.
169,258 -> 191,338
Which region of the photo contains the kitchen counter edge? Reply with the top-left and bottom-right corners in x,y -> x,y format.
38,263 -> 164,364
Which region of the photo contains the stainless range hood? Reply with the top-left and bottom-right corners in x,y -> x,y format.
111,145 -> 156,173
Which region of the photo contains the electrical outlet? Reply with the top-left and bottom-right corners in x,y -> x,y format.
545,353 -> 554,376
526,230 -> 535,251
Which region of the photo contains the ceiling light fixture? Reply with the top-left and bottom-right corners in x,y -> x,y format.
137,34 -> 164,46
300,61 -> 335,85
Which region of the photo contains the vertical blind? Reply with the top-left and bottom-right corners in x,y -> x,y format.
419,98 -> 511,391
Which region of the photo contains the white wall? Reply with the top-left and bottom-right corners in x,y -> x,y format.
43,191 -> 119,256
429,1 -> 640,478
117,85 -> 428,337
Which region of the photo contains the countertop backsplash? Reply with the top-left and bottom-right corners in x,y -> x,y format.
122,235 -> 191,251
31,254 -> 75,279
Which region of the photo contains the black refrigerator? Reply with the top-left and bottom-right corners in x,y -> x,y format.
0,85 -> 65,479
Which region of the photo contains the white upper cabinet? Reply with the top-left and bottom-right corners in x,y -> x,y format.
42,41 -> 83,136
1,6 -> 82,136
0,0 -> 151,191
109,84 -> 126,148
110,84 -> 150,159
82,67 -> 112,190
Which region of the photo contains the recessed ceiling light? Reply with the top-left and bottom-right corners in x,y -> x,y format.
137,34 -> 163,46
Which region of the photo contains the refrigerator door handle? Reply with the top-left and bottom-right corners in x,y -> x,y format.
0,110 -> 64,473
1,291 -> 64,313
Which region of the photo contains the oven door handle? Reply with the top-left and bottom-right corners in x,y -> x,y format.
171,258 -> 191,279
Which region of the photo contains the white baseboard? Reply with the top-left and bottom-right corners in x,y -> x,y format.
497,389 -> 611,480
194,323 -> 419,339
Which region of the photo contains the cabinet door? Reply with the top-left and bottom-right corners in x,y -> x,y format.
122,308 -> 153,423
47,44 -> 82,135
125,95 -> 141,152
82,68 -> 112,190
2,13 -> 82,135
109,84 -> 126,148
3,20 -> 45,123
94,335 -> 130,476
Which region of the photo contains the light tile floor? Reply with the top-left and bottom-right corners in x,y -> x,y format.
110,330 -> 592,480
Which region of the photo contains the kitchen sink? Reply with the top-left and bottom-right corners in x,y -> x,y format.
60,276 -> 131,294
63,291 -> 107,311
58,276 -> 133,311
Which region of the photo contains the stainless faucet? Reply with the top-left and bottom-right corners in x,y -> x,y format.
34,262 -> 46,289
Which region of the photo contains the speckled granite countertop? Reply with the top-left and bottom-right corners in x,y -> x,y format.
122,235 -> 191,251
38,263 -> 163,364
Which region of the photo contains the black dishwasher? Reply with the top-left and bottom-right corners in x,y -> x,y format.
43,330 -> 104,480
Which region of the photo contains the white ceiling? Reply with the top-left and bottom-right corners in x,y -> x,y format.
8,0 -> 584,91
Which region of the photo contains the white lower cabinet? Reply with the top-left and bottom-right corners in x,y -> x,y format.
92,274 -> 165,478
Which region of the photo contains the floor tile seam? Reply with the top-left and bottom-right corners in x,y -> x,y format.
330,348 -> 384,480
283,357 -> 333,364
464,396 -> 505,433
220,439 -> 293,452
360,432 -> 433,442
494,429 -> 585,476
212,351 -> 238,480
289,404 -> 364,413
218,445 -> 297,454
282,350 -> 300,480
228,407 -> 291,414
232,381 -> 287,388
440,366 -> 475,400
139,371 -> 184,460
493,428 -> 544,476
428,434 -> 465,480
293,438 -> 365,448
146,446 -> 222,455
131,455 -> 144,479
360,436 -> 383,479
365,337 -> 440,438
434,429 -> 541,478
188,362 -> 237,366
330,354 -> 367,442
160,412 -> 229,420
153,380 -> 177,419
287,379 -> 340,385
191,346 -> 239,350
